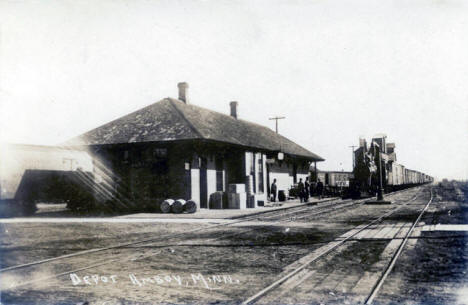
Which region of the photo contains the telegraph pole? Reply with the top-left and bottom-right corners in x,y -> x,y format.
269,116 -> 285,134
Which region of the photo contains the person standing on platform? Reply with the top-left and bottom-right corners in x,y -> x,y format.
310,180 -> 316,197
316,179 -> 324,200
270,179 -> 277,202
304,177 -> 310,202
298,178 -> 305,202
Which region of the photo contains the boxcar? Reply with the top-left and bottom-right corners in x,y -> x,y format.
0,143 -> 94,216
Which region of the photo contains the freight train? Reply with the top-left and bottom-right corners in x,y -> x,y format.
348,135 -> 433,198
309,170 -> 354,197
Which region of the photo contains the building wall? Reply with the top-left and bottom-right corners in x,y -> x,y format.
296,165 -> 309,185
206,157 -> 217,206
189,153 -> 229,209
268,159 -> 309,197
260,153 -> 267,203
244,152 -> 253,193
255,152 -> 267,204
88,142 -> 314,210
188,155 -> 206,210
244,151 -> 267,206
190,162 -> 200,209
92,143 -> 194,209
268,161 -> 292,194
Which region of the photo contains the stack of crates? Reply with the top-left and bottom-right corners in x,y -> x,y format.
227,184 -> 247,209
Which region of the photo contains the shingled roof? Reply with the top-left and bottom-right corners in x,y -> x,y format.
66,98 -> 324,161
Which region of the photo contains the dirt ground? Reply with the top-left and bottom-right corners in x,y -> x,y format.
375,184 -> 468,305
1,184 -> 467,305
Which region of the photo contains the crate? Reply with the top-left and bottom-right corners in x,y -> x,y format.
209,191 -> 225,209
228,192 -> 247,209
228,183 -> 245,194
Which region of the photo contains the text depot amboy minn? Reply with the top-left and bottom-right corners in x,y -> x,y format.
70,273 -> 241,289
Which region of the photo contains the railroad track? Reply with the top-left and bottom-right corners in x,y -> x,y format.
364,187 -> 434,304
130,189 -> 419,249
0,196 -> 356,290
1,187 -> 422,292
2,186 -> 420,274
258,186 -> 420,222
0,198 -> 338,273
241,187 -> 433,305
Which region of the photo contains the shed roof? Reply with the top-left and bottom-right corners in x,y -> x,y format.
66,98 -> 324,161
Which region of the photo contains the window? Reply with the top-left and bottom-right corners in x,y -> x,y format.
216,157 -> 223,192
153,148 -> 167,158
62,158 -> 77,170
258,155 -> 264,193
133,149 -> 142,161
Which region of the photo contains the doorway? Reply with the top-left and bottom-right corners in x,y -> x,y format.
199,157 -> 208,208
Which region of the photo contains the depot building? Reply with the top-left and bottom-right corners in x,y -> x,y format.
67,83 -> 324,210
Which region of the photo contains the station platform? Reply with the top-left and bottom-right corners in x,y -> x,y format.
117,197 -> 337,220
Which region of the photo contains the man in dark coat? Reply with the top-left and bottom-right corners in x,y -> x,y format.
316,179 -> 324,199
270,179 -> 277,202
298,178 -> 305,202
304,177 -> 310,202
310,181 -> 316,197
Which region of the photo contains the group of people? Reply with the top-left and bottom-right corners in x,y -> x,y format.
270,177 -> 324,203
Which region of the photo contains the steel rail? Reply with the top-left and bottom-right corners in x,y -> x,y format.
1,188 -> 419,275
258,186 -> 421,222
2,188 -> 422,291
258,198 -> 349,220
0,197 -> 346,273
139,199 -> 365,248
290,200 -> 360,220
364,187 -> 434,304
237,198 -> 338,220
0,187 -> 419,274
241,188 -> 423,305
2,199 -> 349,290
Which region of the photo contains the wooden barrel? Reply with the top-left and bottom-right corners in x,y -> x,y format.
160,199 -> 174,213
278,190 -> 286,202
172,199 -> 186,214
184,199 -> 197,213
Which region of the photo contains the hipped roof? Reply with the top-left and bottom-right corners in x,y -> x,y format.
66,98 -> 324,161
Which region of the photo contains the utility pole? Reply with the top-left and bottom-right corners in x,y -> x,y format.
269,116 -> 286,134
349,145 -> 357,169
368,142 -> 391,204
376,144 -> 384,201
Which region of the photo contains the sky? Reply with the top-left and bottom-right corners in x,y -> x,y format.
1,0 -> 467,180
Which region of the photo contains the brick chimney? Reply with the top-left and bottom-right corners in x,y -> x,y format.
178,82 -> 189,104
230,101 -> 238,119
